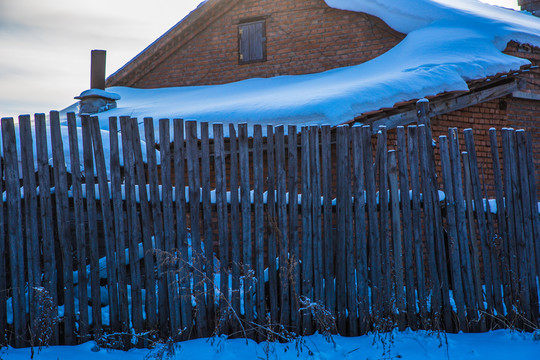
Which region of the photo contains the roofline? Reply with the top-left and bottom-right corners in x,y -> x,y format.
106,0 -> 242,87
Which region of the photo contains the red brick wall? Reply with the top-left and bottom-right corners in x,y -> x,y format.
128,0 -> 404,88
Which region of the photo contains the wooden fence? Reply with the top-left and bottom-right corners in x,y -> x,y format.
0,112 -> 539,348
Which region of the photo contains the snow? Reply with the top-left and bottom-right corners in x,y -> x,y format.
3,330 -> 540,360
74,0 -> 540,139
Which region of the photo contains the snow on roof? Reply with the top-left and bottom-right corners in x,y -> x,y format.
88,0 -> 540,139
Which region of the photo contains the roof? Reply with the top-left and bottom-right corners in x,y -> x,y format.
89,0 -> 540,139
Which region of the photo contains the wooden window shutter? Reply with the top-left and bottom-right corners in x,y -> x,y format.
239,19 -> 266,64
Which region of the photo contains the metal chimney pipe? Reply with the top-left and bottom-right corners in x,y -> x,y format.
91,50 -> 107,90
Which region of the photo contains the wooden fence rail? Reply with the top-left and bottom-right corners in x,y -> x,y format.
0,113 -> 539,347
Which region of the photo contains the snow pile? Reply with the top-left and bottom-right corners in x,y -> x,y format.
83,0 -> 540,137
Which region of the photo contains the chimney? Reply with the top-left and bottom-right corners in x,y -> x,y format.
518,0 -> 540,15
75,50 -> 121,115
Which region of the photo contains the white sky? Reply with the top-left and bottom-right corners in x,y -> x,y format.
0,0 -> 521,118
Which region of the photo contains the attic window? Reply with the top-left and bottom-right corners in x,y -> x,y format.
238,19 -> 266,64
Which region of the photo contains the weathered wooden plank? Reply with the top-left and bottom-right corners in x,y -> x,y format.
213,123 -> 229,332
352,125 -> 368,334
35,113 -> 59,343
253,125 -> 265,328
448,128 -> 476,325
173,119 -> 193,336
144,117 -> 169,334
130,118 -> 158,330
185,121 -> 207,337
275,125 -> 290,327
396,127 -> 416,328
525,132 -> 540,287
228,124 -> 241,331
439,136 -> 467,331
310,127 -> 323,306
90,116 -> 120,331
1,117 -> 26,347
407,126 -> 427,324
200,122 -> 216,328
108,116 -> 129,334
464,129 -> 495,315
160,118 -> 181,337
19,115 -> 40,334
363,125 -> 381,315
287,125 -> 300,332
50,111 -> 75,344
344,127 -> 356,336
67,113 -> 89,339
0,126 -> 5,344
119,116 -> 143,333
321,125 -> 335,316
82,115 -> 102,334
301,126 -> 313,335
266,125 -> 279,324
388,150 -> 406,330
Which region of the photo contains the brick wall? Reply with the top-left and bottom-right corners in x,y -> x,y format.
127,0 -> 404,88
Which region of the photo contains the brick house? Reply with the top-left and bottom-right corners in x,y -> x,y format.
104,0 -> 540,185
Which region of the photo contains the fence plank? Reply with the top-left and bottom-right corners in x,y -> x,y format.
67,113 -> 89,339
1,117 -> 26,347
266,125 -> 279,324
275,125 -> 290,327
119,116 -> 143,333
287,125 -> 300,332
50,111 -> 75,344
396,127 -> 416,328
301,127 -> 313,334
108,116 -> 130,334
35,113 -> 59,343
213,123 -> 229,332
90,116 -> 120,332
200,122 -> 216,328
407,126 -> 427,325
173,119 -> 193,337
344,127 -> 356,336
321,126 -> 335,317
253,125 -> 265,329
228,124 -> 241,332
310,127 -> 323,306
526,133 -> 540,285
352,125 -> 368,334
144,117 -> 169,334
160,118 -> 181,337
186,121 -> 208,337
388,150 -> 406,330
0,130 -> 5,344
439,136 -> 467,331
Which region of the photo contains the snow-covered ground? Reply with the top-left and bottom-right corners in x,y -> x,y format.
3,330 -> 539,360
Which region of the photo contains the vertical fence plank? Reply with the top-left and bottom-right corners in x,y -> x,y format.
253,125 -> 265,329
90,116 -> 120,332
1,117 -> 26,347
344,127 -> 356,336
287,125 -> 300,332
439,136 -> 467,331
525,133 -> 540,285
173,119 -> 193,337
50,111 -> 75,344
310,127 -> 323,306
352,125 -> 368,334
0,132 -> 5,344
301,127 -> 313,334
160,118 -> 181,337
275,125 -> 290,328
388,150 -> 406,330
397,127 -> 416,328
35,113 -> 59,343
321,125 -> 335,317
186,120 -> 208,337
213,123 -> 229,332
407,126 -> 427,324
108,117 -> 130,334
67,113 -> 89,339
144,117 -> 169,335
238,123 -> 254,332
119,116 -> 143,333
228,124 -> 241,331
266,125 -> 279,324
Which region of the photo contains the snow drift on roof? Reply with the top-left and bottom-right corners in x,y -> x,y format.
90,0 -> 540,138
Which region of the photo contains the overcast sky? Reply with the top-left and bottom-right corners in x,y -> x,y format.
0,0 -> 520,118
